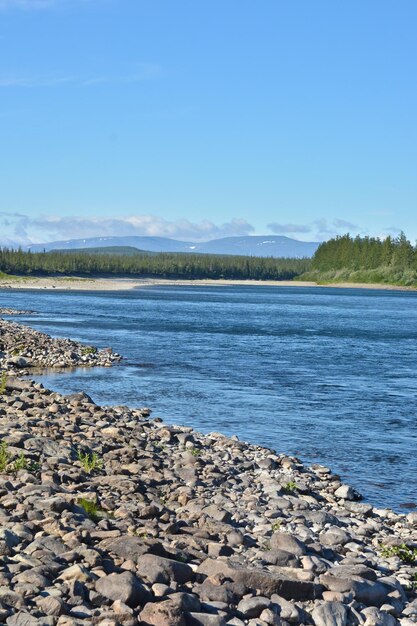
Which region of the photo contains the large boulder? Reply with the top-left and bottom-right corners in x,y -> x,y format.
96,571 -> 149,608
140,600 -> 186,626
136,554 -> 194,585
270,532 -> 306,556
312,602 -> 348,626
197,559 -> 322,600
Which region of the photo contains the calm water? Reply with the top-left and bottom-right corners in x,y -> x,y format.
1,285 -> 416,510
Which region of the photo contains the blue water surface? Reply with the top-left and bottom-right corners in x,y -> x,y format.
1,285 -> 416,510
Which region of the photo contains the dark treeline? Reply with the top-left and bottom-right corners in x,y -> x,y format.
313,232 -> 414,271
0,248 -> 312,280
307,232 -> 417,285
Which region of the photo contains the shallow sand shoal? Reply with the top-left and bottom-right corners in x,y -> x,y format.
0,275 -> 416,291
0,276 -> 316,290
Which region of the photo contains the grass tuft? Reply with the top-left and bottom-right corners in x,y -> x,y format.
0,441 -> 39,474
0,372 -> 7,395
283,481 -> 298,494
380,543 -> 417,564
76,449 -> 103,474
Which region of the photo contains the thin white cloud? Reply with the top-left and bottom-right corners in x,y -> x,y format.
0,64 -> 160,88
0,0 -> 93,10
0,0 -> 60,9
0,75 -> 75,87
268,218 -> 363,240
267,222 -> 312,234
82,63 -> 161,85
383,226 -> 402,236
0,212 -> 255,246
333,218 -> 358,230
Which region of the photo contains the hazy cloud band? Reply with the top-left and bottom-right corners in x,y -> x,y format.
0,213 -> 255,246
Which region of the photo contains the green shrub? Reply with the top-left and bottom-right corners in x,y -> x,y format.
77,449 -> 103,473
380,543 -> 417,564
12,452 -> 29,472
0,441 -> 38,474
283,481 -> 298,494
81,346 -> 97,356
0,372 -> 7,395
76,497 -> 113,522
0,441 -> 9,472
77,497 -> 100,522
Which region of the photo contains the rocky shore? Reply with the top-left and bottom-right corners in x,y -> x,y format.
0,313 -> 415,626
0,310 -> 121,371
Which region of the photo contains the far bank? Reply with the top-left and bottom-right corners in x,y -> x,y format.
1,274 -> 417,292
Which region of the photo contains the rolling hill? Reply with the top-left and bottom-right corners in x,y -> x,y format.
28,235 -> 320,258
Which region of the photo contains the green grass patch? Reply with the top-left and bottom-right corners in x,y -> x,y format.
76,497 -> 113,522
300,268 -> 417,288
283,481 -> 298,494
380,543 -> 417,564
0,272 -> 21,281
0,372 -> 7,395
0,441 -> 39,474
76,449 -> 103,474
81,346 -> 97,356
0,441 -> 9,472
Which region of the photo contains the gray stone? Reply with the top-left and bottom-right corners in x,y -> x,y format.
352,580 -> 391,607
319,575 -> 354,593
168,592 -> 201,612
13,568 -> 50,588
96,571 -> 149,608
198,559 -> 321,600
99,535 -> 159,561
136,554 -> 194,585
140,600 -> 186,626
334,485 -> 357,500
270,532 -> 306,556
319,527 -> 351,547
186,615 -> 226,626
25,536 -> 68,554
263,550 -> 299,567
406,512 -> 417,525
199,580 -> 244,605
36,596 -> 64,616
9,357 -> 29,369
259,609 -> 281,626
343,501 -> 373,516
202,504 -> 232,523
270,596 -> 300,623
312,602 -> 348,626
237,596 -> 272,618
362,607 -> 398,626
0,529 -> 21,555
6,613 -> 39,626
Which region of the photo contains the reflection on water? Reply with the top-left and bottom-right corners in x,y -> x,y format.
1,284 -> 416,510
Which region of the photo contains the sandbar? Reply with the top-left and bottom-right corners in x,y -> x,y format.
0,275 -> 415,292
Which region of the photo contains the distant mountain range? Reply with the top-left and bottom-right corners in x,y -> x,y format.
27,235 -> 320,258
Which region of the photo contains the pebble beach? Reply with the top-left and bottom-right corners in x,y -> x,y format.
0,309 -> 415,626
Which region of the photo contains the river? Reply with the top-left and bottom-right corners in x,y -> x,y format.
1,284 -> 416,510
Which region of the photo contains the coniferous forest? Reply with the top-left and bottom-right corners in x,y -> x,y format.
1,233 -> 417,285
0,247 -> 311,281
303,232 -> 417,286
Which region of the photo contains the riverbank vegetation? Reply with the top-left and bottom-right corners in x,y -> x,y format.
0,247 -> 311,280
3,233 -> 416,286
301,232 -> 417,286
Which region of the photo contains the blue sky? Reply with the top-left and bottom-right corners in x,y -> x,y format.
0,0 -> 416,245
